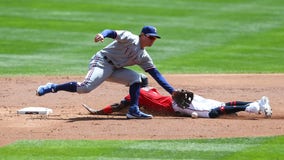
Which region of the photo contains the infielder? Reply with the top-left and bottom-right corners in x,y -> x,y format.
83,86 -> 272,118
36,26 -> 177,119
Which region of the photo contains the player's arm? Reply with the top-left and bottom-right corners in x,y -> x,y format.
146,68 -> 175,94
94,29 -> 117,42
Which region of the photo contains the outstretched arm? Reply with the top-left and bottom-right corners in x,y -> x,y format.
146,68 -> 175,94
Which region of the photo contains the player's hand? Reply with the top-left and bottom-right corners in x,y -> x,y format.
94,34 -> 104,43
172,89 -> 194,109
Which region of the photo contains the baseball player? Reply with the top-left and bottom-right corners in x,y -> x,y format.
36,26 -> 177,119
83,86 -> 272,118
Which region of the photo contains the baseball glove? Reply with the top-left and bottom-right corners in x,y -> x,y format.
172,89 -> 194,109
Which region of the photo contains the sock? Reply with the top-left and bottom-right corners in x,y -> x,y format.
218,106 -> 247,114
129,83 -> 140,106
54,82 -> 77,92
102,105 -> 113,114
95,105 -> 113,115
225,101 -> 251,106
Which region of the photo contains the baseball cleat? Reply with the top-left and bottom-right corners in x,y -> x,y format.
82,104 -> 97,114
126,105 -> 153,119
258,96 -> 272,118
245,102 -> 260,114
36,83 -> 56,96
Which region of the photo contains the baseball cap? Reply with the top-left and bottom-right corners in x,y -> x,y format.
141,26 -> 161,39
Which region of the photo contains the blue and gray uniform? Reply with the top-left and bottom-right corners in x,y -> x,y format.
37,26 -> 175,118
77,30 -> 174,95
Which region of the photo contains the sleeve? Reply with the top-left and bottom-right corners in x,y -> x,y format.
146,68 -> 175,94
172,101 -> 192,116
139,51 -> 156,71
101,29 -> 117,39
114,30 -> 136,43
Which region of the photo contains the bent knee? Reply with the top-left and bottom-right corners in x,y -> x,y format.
129,74 -> 143,85
140,73 -> 148,87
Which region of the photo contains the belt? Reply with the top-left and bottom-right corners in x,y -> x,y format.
103,56 -> 114,65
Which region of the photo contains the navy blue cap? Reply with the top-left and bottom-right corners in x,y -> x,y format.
141,26 -> 161,39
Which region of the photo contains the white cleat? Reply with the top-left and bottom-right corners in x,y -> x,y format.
245,102 -> 260,114
258,96 -> 272,118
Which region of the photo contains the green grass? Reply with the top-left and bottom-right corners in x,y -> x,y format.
0,136 -> 283,160
1,0 -> 284,75
1,1 -> 283,159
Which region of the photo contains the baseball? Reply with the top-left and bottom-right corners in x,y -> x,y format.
191,112 -> 198,119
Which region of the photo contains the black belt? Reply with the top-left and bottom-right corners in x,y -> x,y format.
103,56 -> 114,65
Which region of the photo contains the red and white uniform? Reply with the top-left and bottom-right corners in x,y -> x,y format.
125,87 -> 174,115
125,87 -> 224,118
172,95 -> 224,118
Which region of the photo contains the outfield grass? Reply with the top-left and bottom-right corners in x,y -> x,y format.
0,136 -> 283,160
1,0 -> 283,159
1,0 -> 284,75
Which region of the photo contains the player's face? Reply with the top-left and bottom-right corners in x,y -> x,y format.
144,35 -> 157,46
140,34 -> 158,48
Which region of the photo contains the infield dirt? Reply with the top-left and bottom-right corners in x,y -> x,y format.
1,74 -> 283,146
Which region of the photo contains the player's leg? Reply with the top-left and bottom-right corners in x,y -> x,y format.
93,100 -> 130,115
209,106 -> 247,118
226,100 -> 272,117
109,68 -> 153,119
36,55 -> 113,96
209,102 -> 262,118
36,81 -> 78,96
36,66 -> 111,96
54,71 -> 147,94
226,98 -> 272,117
90,73 -> 148,115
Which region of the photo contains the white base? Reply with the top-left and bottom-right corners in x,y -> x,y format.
17,107 -> 53,115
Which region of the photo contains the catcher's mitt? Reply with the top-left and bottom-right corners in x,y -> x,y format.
172,89 -> 194,109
